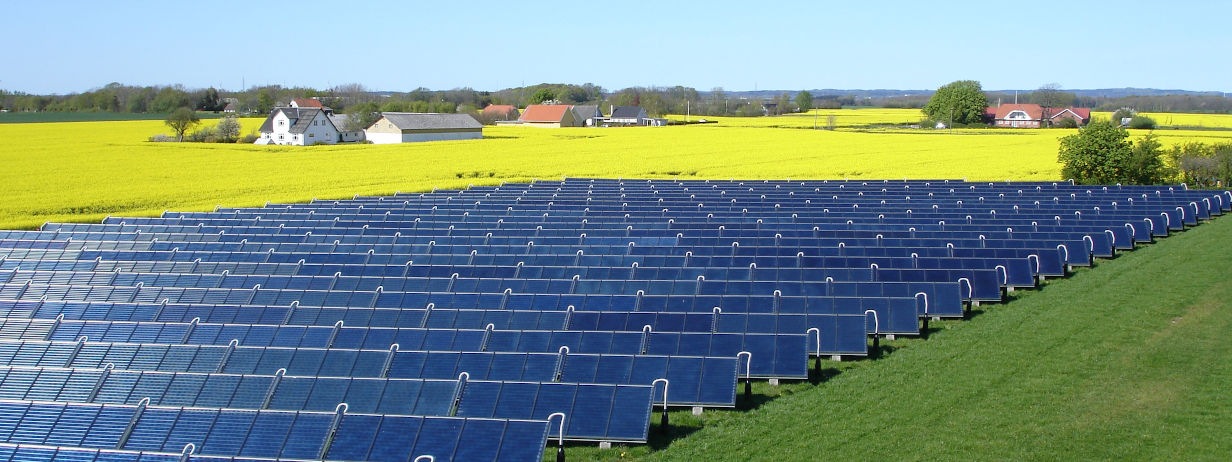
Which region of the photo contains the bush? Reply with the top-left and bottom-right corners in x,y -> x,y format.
1171,141 -> 1232,187
1053,117 -> 1078,129
1128,115 -> 1157,129
185,127 -> 214,143
215,116 -> 241,142
238,133 -> 258,144
1058,120 -> 1172,185
147,134 -> 174,142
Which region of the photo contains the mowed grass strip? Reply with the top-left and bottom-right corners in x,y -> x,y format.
557,214 -> 1231,461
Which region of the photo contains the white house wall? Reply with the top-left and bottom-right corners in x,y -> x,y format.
365,130 -> 482,144
300,112 -> 338,146
365,132 -> 405,144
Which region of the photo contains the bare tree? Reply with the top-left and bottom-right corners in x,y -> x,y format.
1034,83 -> 1072,128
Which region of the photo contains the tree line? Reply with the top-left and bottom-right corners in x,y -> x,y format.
6,82 -> 1230,121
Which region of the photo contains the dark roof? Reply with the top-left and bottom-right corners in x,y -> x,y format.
572,105 -> 602,119
379,112 -> 483,130
257,107 -> 330,134
610,106 -> 645,119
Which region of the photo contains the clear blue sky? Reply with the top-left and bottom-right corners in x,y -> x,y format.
6,0 -> 1230,94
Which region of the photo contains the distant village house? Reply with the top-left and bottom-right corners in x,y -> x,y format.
363,112 -> 483,144
992,103 -> 1091,128
519,105 -> 581,127
481,104 -> 520,121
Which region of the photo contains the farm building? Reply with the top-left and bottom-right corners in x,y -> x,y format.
519,105 -> 581,127
254,107 -> 340,146
327,113 -> 366,143
993,103 -> 1091,128
572,105 -> 604,126
606,106 -> 657,126
481,104 -> 520,121
363,112 -> 483,144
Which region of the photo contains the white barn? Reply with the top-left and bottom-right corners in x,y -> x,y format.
364,113 -> 483,144
254,107 -> 340,145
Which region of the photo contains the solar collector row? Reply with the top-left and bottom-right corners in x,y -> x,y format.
0,365 -> 652,442
0,282 -> 924,336
0,317 -> 807,378
0,301 -> 872,356
0,399 -> 548,461
1,269 -> 966,316
0,339 -> 737,407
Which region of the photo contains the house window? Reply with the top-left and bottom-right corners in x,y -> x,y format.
278,135 -> 284,140
309,133 -> 315,138
278,120 -> 285,126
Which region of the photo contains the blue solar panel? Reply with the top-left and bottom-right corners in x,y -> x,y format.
1,178 -> 1227,458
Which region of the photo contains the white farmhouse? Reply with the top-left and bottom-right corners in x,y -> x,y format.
364,113 -> 483,144
254,107 -> 340,145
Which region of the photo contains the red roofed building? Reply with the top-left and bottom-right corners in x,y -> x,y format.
519,104 -> 580,127
481,104 -> 520,121
992,103 -> 1091,128
1049,107 -> 1091,126
290,98 -> 324,109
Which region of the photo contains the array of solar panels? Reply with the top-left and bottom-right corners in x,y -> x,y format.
0,178 -> 1227,461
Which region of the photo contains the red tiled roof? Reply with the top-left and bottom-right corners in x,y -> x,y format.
1052,107 -> 1092,120
994,103 -> 1044,120
291,98 -> 323,108
482,104 -> 518,115
520,105 -> 573,123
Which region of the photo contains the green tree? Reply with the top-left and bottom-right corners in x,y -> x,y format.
345,101 -> 381,132
214,116 -> 241,142
922,80 -> 988,125
165,107 -> 200,142
795,90 -> 813,112
529,88 -> 556,105
1111,108 -> 1135,126
1126,133 -> 1173,184
1058,120 -> 1171,185
197,88 -> 222,112
150,87 -> 192,113
255,88 -> 276,114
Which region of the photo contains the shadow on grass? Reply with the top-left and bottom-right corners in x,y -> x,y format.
644,420 -> 704,450
809,364 -> 843,384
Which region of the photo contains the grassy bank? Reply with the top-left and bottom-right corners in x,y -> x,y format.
556,213 -> 1230,460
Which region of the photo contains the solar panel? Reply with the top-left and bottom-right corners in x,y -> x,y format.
0,178 -> 1227,458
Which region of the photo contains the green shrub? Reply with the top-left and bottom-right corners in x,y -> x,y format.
1053,117 -> 1078,129
1128,115 -> 1157,129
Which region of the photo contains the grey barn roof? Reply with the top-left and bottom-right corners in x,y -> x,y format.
378,112 -> 483,130
610,106 -> 645,119
258,107 -> 329,134
572,105 -> 602,119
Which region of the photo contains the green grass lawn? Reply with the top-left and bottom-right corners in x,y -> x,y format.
556,213 -> 1232,461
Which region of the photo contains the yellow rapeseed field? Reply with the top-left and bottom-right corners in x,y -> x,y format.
2,111 -> 1230,230
1092,111 -> 1232,129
